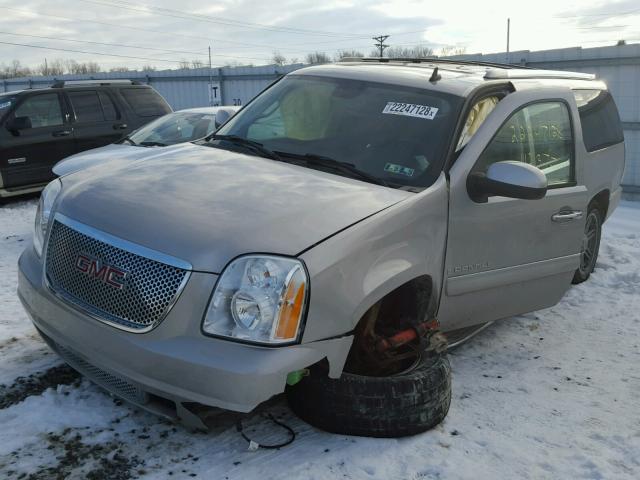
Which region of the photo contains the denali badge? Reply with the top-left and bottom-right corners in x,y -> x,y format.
75,254 -> 128,290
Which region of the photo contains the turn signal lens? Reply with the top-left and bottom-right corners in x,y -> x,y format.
273,266 -> 306,341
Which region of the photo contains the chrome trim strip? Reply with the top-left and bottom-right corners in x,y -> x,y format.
53,213 -> 193,271
446,253 -> 580,297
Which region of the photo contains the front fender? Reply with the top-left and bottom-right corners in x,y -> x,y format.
300,174 -> 449,343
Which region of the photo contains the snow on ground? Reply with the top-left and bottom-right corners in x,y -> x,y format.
0,198 -> 638,479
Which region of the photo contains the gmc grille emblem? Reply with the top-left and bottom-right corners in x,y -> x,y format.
75,254 -> 128,290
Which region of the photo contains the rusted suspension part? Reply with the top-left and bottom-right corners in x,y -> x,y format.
376,319 -> 439,353
346,305 -> 448,376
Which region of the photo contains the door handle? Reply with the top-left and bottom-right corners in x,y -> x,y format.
52,130 -> 72,137
551,210 -> 583,223
113,123 -> 128,130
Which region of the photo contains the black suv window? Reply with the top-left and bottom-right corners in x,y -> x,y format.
68,91 -> 105,123
98,91 -> 118,121
120,88 -> 170,117
573,90 -> 624,152
14,93 -> 63,128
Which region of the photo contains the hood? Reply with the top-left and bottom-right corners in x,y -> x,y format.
57,144 -> 411,273
53,143 -> 164,177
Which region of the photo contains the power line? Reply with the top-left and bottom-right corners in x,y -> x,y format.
0,40 -> 270,64
76,0 -> 370,38
0,31 -> 210,57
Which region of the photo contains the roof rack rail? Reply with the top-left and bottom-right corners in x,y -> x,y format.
484,69 -> 595,80
51,79 -> 140,88
339,57 -> 530,70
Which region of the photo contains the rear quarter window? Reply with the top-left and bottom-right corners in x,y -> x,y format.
120,87 -> 171,117
573,90 -> 624,152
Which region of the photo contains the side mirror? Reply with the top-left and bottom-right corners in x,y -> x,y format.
467,161 -> 548,203
214,107 -> 237,129
7,116 -> 32,132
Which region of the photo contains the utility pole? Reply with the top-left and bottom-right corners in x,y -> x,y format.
44,58 -> 48,76
372,35 -> 390,57
506,18 -> 511,64
208,45 -> 213,106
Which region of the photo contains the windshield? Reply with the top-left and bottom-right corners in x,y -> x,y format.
214,75 -> 463,189
128,111 -> 216,146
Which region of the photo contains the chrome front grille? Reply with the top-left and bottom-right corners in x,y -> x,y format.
45,218 -> 189,332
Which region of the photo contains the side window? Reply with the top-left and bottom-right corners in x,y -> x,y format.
68,91 -> 104,123
98,91 -> 119,121
456,96 -> 499,151
573,90 -> 624,152
14,94 -> 63,128
476,102 -> 574,188
120,88 -> 171,117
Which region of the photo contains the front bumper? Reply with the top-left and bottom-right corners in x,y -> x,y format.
18,245 -> 352,416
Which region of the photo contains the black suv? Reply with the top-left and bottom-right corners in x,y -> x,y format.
0,80 -> 171,199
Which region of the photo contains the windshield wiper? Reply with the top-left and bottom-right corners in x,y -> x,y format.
121,136 -> 137,146
139,141 -> 168,147
208,134 -> 281,161
274,151 -> 389,187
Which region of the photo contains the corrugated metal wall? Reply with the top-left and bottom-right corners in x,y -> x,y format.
2,45 -> 639,191
449,44 -> 640,193
0,64 -> 304,110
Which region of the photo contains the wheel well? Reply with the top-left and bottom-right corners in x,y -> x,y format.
590,189 -> 609,218
360,275 -> 435,333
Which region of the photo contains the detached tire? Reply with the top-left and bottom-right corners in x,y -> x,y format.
286,352 -> 451,437
572,205 -> 603,284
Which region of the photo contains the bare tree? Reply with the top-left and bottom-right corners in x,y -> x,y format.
383,45 -> 434,58
439,46 -> 467,57
142,65 -> 156,72
289,57 -> 299,64
109,66 -> 131,72
191,59 -> 205,69
305,52 -> 331,65
179,59 -> 191,69
335,50 -> 365,61
36,58 -> 65,76
272,51 -> 287,66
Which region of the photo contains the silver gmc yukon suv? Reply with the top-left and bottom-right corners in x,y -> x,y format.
18,59 -> 625,438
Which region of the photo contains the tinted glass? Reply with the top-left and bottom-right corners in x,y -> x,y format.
68,91 -> 104,123
98,91 -> 118,121
477,102 -> 574,187
0,95 -> 16,121
14,93 -> 63,128
215,75 -> 464,189
129,112 -> 216,146
121,88 -> 171,117
573,90 -> 624,152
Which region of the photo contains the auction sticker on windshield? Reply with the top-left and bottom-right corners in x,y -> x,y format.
382,102 -> 438,120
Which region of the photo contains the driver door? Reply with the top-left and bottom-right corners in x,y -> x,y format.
438,87 -> 588,331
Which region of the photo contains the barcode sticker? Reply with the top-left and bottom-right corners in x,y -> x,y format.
382,102 -> 438,120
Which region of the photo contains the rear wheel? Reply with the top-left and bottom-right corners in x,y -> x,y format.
572,206 -> 602,284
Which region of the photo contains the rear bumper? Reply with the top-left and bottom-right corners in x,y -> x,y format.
18,245 -> 352,415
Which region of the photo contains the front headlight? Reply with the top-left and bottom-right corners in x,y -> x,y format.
34,179 -> 62,257
203,255 -> 308,345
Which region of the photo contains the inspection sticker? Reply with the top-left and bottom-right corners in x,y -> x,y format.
382,102 -> 438,120
384,163 -> 415,177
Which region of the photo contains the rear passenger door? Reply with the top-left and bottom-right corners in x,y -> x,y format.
0,92 -> 75,187
438,88 -> 588,331
66,90 -> 127,153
